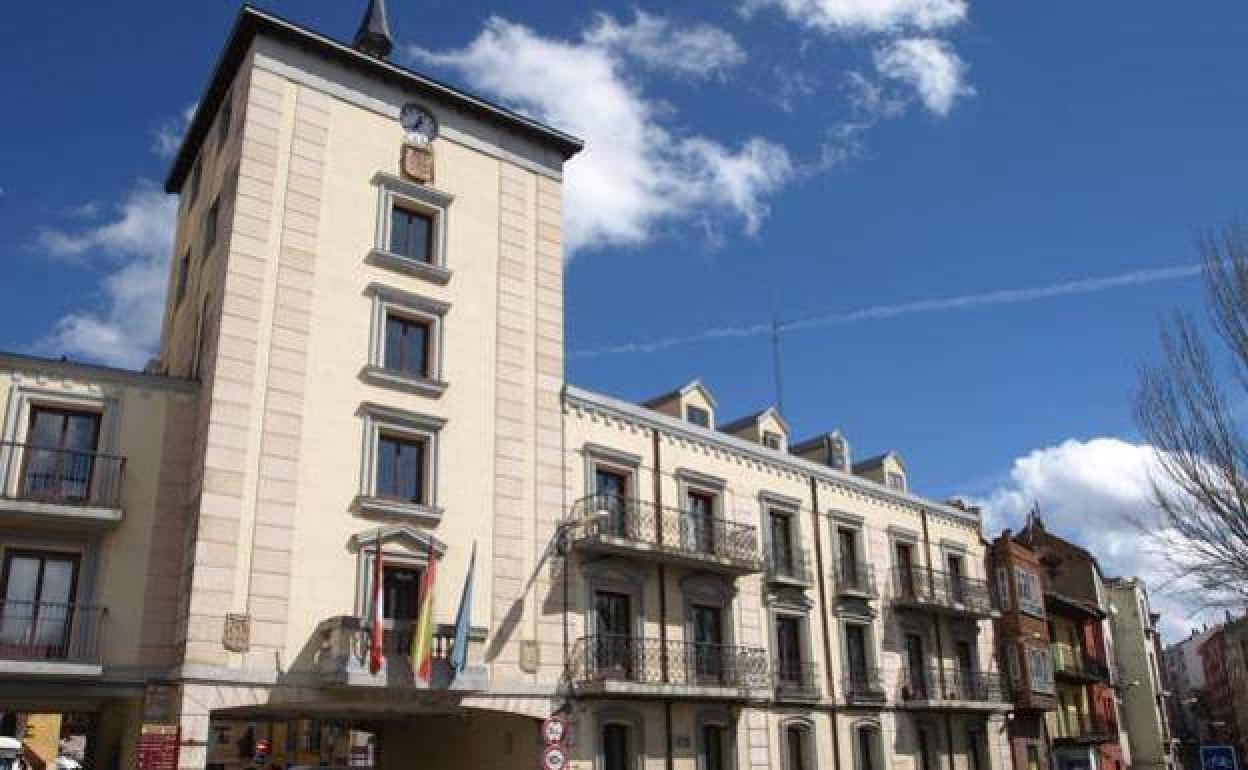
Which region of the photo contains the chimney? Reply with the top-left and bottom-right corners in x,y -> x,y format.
353,0 -> 394,59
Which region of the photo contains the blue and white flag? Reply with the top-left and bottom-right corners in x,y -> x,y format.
450,541 -> 477,676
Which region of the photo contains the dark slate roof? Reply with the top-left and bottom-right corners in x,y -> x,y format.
164,5 -> 583,193
353,0 -> 394,59
790,431 -> 844,455
852,451 -> 900,473
717,408 -> 770,434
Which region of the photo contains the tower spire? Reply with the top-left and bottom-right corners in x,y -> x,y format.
353,0 -> 394,60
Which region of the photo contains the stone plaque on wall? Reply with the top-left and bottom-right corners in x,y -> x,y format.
401,144 -> 434,184
222,613 -> 251,653
519,639 -> 540,673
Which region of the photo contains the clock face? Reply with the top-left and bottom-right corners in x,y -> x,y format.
400,103 -> 438,144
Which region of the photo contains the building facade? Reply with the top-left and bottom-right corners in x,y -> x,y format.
1106,579 -> 1176,770
1198,617 -> 1248,768
0,4 -> 1012,770
1010,518 -> 1128,770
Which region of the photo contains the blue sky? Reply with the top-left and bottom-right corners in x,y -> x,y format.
2,1 -> 1244,635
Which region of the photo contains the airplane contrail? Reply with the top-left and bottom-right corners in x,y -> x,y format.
570,263 -> 1202,359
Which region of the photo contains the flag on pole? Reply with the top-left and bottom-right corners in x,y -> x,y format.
368,541 -> 385,674
450,541 -> 477,677
410,542 -> 437,683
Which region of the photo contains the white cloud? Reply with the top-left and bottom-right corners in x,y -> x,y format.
874,37 -> 973,116
36,180 -> 177,369
970,437 -> 1214,642
151,103 -> 197,158
743,0 -> 967,34
410,16 -> 793,255
584,10 -> 746,78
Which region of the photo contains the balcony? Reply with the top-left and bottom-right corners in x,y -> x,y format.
1053,650 -> 1111,683
842,668 -> 888,705
891,568 -> 997,618
0,442 -> 126,527
566,496 -> 763,575
898,666 -> 1010,711
314,616 -> 488,690
833,562 -> 879,599
766,548 -> 814,586
1052,715 -> 1119,746
566,635 -> 771,698
0,600 -> 107,676
774,659 -> 821,700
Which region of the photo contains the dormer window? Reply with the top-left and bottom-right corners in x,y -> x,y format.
686,404 -> 710,428
763,431 -> 783,450
886,471 -> 906,491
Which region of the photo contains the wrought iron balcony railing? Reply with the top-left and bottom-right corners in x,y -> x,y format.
0,441 -> 125,509
842,668 -> 888,703
766,548 -> 813,584
773,659 -> 820,699
899,665 -> 1009,704
1052,714 -> 1119,744
834,562 -> 878,597
892,567 -> 996,616
567,635 -> 771,690
1052,649 -> 1111,682
567,495 -> 763,572
0,600 -> 106,663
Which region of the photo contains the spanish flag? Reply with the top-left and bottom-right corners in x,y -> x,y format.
410,542 -> 437,683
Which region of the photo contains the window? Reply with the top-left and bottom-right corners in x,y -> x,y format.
917,729 -> 935,770
685,404 -> 710,427
1006,644 -> 1022,687
0,549 -> 80,659
886,471 -> 905,491
856,726 -> 879,770
188,159 -> 202,207
996,567 -> 1012,610
371,173 -> 453,283
846,624 -> 872,689
1027,646 -> 1054,694
218,92 -> 233,146
602,724 -> 631,770
203,197 -> 220,255
701,723 -> 729,770
364,283 -> 449,396
176,249 -> 191,305
691,604 -> 725,683
895,542 -> 917,597
784,724 -> 813,770
769,510 -> 796,572
375,434 -> 427,504
383,314 -> 430,377
775,615 -> 804,685
192,292 -> 213,379
905,634 -> 927,697
686,489 -> 718,554
763,431 -> 783,450
1015,568 -> 1044,617
947,553 -> 966,603
358,404 -> 445,521
22,407 -> 102,503
389,205 -> 434,263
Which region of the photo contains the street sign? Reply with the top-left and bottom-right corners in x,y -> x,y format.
1203,746 -> 1239,770
137,725 -> 180,770
541,716 -> 567,746
541,745 -> 567,770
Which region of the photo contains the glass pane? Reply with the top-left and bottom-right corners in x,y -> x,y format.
397,440 -> 424,502
28,409 -> 65,446
389,209 -> 410,256
406,212 -> 431,262
40,560 -> 75,605
64,414 -> 99,451
406,322 -> 428,376
384,317 -> 404,371
376,438 -> 397,497
3,557 -> 40,603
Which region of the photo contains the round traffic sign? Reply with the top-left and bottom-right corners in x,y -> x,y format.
541,716 -> 567,746
542,745 -> 567,770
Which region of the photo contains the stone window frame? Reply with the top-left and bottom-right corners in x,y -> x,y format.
581,557 -> 646,642
0,533 -> 100,614
681,572 -> 738,648
887,525 -> 923,595
349,526 -> 446,618
582,444 -> 643,502
838,614 -> 882,688
778,717 -> 818,770
695,709 -> 737,770
0,385 -> 122,506
354,402 -> 447,524
829,510 -> 870,582
368,172 -> 454,286
851,718 -> 889,770
361,282 -> 450,398
593,706 -> 645,770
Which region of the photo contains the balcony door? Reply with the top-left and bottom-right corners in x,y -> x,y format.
686,490 -> 717,555
701,724 -> 729,770
775,615 -> 803,687
955,640 -> 976,695
896,543 -> 917,598
691,604 -> 725,683
0,550 -> 79,659
382,564 -> 423,655
905,633 -> 927,698
594,591 -> 633,679
839,528 -> 860,588
846,624 -> 871,690
22,407 -> 101,504
594,468 -> 631,537
947,553 -> 966,604
770,512 -> 795,574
